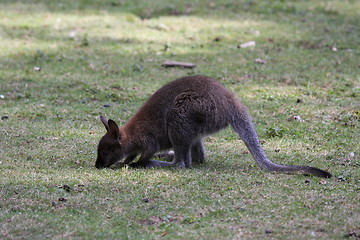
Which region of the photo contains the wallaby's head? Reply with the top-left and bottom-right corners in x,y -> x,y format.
95,116 -> 124,168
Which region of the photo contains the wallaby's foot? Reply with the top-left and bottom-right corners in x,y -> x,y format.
191,140 -> 206,164
154,151 -> 175,161
192,156 -> 205,164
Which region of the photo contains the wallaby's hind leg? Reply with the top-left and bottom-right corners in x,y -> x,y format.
191,139 -> 206,163
168,126 -> 193,168
167,91 -> 217,168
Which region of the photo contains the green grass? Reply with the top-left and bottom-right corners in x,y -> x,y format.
0,0 -> 359,239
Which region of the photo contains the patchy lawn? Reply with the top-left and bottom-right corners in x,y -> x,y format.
1,0 -> 359,239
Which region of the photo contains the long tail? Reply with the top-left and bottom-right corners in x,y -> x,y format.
231,104 -> 332,178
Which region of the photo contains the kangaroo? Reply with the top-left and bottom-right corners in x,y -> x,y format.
96,75 -> 331,178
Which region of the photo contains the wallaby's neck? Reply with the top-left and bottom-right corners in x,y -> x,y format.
122,120 -> 149,151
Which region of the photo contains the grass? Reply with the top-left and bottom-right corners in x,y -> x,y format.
0,0 -> 359,239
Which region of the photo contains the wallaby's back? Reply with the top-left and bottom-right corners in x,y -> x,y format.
124,75 -> 235,137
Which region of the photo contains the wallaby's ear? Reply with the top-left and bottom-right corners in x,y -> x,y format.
108,119 -> 121,140
100,116 -> 109,131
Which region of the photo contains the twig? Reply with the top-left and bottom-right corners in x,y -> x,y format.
161,61 -> 196,69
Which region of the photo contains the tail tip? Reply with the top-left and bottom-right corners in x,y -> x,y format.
317,169 -> 332,178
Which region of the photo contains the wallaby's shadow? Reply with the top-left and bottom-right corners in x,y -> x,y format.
109,150 -> 257,174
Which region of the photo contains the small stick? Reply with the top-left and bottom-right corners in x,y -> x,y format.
161,61 -> 196,68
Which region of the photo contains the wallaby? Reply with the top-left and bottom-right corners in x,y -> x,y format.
96,75 -> 331,178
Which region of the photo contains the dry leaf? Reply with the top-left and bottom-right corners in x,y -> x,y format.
319,179 -> 327,185
238,41 -> 256,48
254,58 -> 267,64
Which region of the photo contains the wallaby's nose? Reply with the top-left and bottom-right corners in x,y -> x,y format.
95,159 -> 103,169
95,163 -> 104,169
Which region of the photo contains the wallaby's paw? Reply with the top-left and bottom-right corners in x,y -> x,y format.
154,151 -> 175,161
111,161 -> 127,169
145,160 -> 174,168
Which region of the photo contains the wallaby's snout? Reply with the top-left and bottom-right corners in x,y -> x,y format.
95,157 -> 104,169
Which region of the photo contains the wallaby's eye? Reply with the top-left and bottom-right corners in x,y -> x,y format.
102,150 -> 109,156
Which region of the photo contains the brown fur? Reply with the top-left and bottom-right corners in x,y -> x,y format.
96,76 -> 331,178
